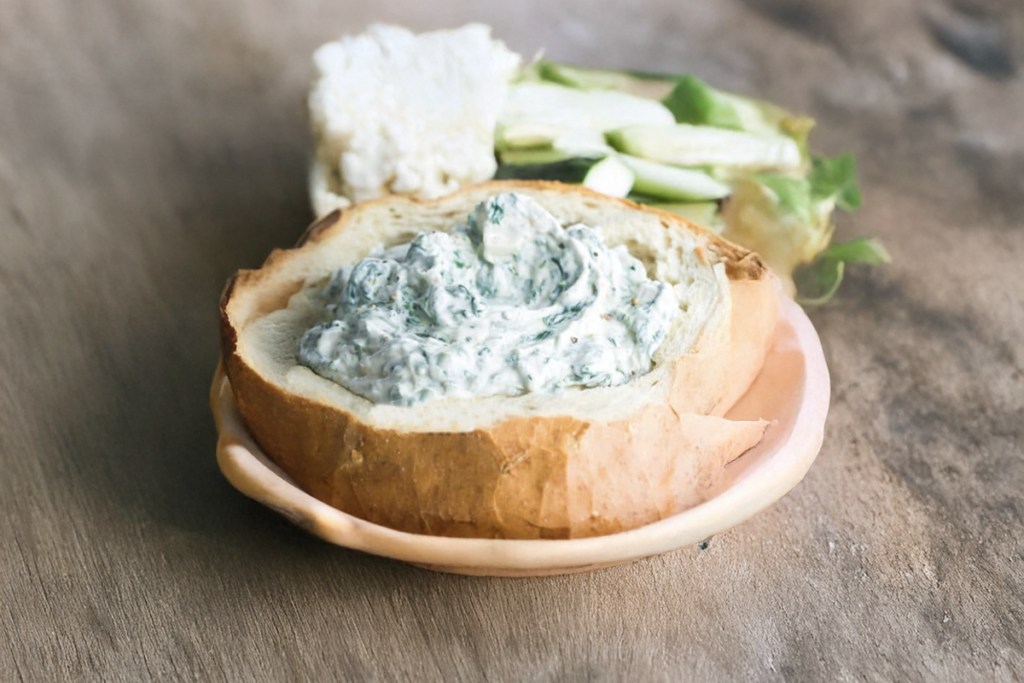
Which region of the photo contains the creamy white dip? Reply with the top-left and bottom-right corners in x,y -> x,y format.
297,193 -> 679,406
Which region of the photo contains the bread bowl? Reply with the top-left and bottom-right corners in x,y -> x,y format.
211,290 -> 828,576
219,181 -> 781,540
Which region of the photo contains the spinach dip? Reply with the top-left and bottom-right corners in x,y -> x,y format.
297,192 -> 679,406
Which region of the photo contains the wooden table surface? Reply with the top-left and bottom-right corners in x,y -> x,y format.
3,1 -> 1023,680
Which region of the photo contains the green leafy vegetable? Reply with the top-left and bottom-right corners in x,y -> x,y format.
719,176 -> 833,287
754,174 -> 814,224
796,259 -> 846,306
809,152 -> 861,211
794,238 -> 891,305
814,238 -> 890,265
722,162 -> 873,294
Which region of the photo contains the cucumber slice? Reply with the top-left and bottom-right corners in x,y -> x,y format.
645,201 -> 723,233
500,83 -> 675,138
494,156 -> 605,183
608,124 -> 803,171
498,149 -> 581,166
495,123 -> 561,151
494,155 -> 634,198
495,126 -> 611,155
580,155 -> 634,198
537,60 -> 636,90
617,154 -> 730,201
534,60 -> 676,99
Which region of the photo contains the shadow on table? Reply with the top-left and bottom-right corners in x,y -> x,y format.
47,97 -> 378,572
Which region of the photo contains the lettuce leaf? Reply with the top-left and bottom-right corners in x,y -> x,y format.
753,174 -> 814,224
810,152 -> 861,211
720,154 -> 871,294
794,238 -> 891,305
719,176 -> 834,291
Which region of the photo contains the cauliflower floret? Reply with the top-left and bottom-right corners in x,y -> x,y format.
309,24 -> 521,214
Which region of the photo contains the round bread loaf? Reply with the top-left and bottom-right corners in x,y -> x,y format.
219,181 -> 780,539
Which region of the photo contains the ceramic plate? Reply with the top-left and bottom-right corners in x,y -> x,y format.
212,296 -> 829,576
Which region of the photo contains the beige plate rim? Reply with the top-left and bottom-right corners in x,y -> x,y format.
212,296 -> 830,576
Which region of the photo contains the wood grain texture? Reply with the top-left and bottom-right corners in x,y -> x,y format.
1,0 -> 1022,680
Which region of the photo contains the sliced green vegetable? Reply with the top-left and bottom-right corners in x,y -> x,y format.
644,201 -> 724,233
494,124 -> 557,151
662,74 -> 745,131
618,154 -> 731,201
536,60 -> 638,90
661,74 -> 815,153
608,124 -> 803,172
495,155 -> 634,197
494,156 -> 605,183
794,238 -> 891,305
496,124 -> 610,153
499,83 -> 675,143
579,155 -> 635,197
498,148 -> 580,165
526,59 -> 677,98
496,63 -> 880,304
495,154 -> 633,197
